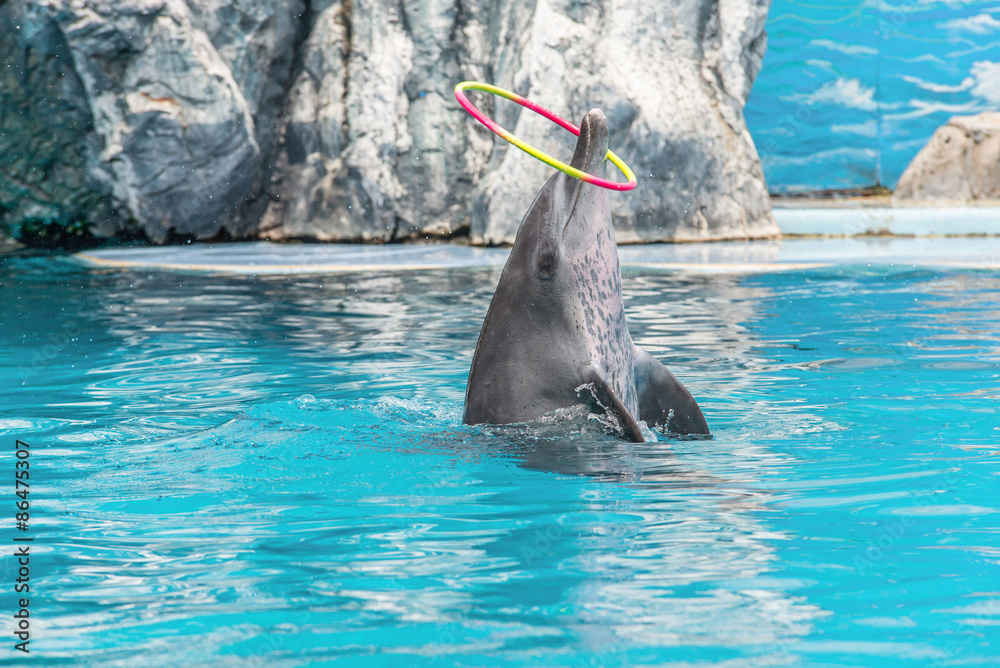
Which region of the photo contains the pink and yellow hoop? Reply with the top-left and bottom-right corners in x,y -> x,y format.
454,81 -> 637,192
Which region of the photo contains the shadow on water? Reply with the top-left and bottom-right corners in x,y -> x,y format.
474,404 -> 720,486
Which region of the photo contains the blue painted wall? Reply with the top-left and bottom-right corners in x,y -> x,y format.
745,0 -> 1000,194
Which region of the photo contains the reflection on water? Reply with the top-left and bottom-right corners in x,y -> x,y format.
1,256 -> 999,665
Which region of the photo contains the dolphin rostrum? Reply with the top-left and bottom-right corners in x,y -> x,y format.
463,109 -> 709,442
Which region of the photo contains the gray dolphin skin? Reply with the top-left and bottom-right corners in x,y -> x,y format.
463,109 -> 709,442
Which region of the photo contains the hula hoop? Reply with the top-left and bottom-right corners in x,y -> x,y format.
454,81 -> 637,192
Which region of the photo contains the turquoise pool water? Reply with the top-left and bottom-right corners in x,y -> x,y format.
2,251 -> 999,666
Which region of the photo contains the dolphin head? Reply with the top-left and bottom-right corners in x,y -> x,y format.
513,109 -> 615,286
464,108 -> 638,430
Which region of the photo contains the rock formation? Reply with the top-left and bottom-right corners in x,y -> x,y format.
894,112 -> 1000,204
1,0 -> 779,246
1,0 -> 300,243
466,0 -> 777,244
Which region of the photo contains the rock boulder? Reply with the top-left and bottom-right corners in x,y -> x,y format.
894,112 -> 1000,204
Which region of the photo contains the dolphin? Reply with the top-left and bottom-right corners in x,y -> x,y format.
463,109 -> 709,442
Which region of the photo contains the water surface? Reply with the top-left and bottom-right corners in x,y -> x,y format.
2,253 -> 998,666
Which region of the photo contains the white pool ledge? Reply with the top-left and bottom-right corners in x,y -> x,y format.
773,207 -> 1000,237
76,235 -> 1000,275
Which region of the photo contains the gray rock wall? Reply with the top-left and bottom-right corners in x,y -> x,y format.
893,112 -> 1000,204
1,0 -> 778,246
0,6 -> 109,231
469,0 -> 776,244
260,0 -> 496,242
1,0 -> 300,242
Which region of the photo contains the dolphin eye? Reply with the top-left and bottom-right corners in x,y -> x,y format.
535,238 -> 559,279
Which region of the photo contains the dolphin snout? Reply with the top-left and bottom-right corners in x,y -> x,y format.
572,109 -> 610,176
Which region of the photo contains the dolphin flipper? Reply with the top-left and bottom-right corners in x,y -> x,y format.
633,347 -> 710,436
581,366 -> 646,443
